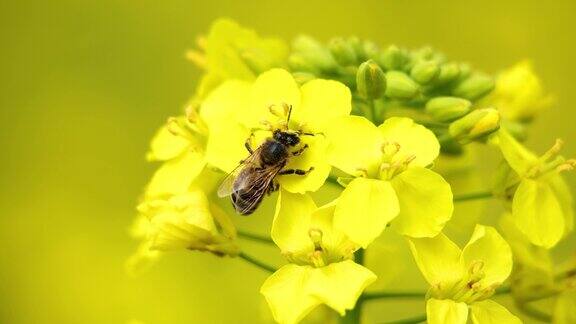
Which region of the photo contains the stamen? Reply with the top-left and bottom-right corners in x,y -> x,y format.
540,138 -> 564,163
185,50 -> 207,69
308,229 -> 324,252
557,159 -> 576,173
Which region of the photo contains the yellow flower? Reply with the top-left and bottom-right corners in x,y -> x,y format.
188,18 -> 289,99
199,68 -> 352,194
486,60 -> 554,121
496,129 -> 574,248
409,225 -> 521,324
260,190 -> 376,324
144,113 -> 207,199
138,189 -> 239,256
325,116 -> 453,247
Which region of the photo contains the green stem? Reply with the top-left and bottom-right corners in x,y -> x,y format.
326,175 -> 343,187
517,303 -> 551,322
237,252 -> 277,273
339,305 -> 361,324
494,286 -> 511,295
453,190 -> 493,202
237,230 -> 274,244
380,314 -> 427,324
363,291 -> 426,301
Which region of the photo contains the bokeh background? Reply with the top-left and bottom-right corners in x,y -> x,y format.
1,0 -> 574,323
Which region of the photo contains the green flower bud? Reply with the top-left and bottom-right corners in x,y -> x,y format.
385,71 -> 420,99
356,60 -> 387,99
288,54 -> 320,73
452,73 -> 495,100
425,97 -> 472,122
329,38 -> 357,66
379,45 -> 408,70
449,108 -> 501,143
436,63 -> 461,84
361,40 -> 379,60
292,72 -> 317,85
292,35 -> 338,72
410,61 -> 440,84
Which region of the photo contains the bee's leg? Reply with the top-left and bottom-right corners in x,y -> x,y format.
267,181 -> 280,195
291,144 -> 309,156
279,167 -> 315,176
244,133 -> 256,154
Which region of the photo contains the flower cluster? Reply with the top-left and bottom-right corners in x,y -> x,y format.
128,18 -> 575,323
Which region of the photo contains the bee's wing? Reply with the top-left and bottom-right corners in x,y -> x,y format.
217,149 -> 261,198
234,164 -> 283,214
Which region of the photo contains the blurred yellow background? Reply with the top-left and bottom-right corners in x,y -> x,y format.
1,0 -> 574,323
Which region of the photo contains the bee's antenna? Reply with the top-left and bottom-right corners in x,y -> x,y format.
286,104 -> 293,124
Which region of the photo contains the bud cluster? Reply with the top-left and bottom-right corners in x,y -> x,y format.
288,37 -> 500,151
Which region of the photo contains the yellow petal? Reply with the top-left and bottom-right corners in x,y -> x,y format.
548,174 -> 574,235
307,260 -> 376,315
325,116 -> 383,176
497,129 -> 538,176
378,117 -> 440,167
260,265 -> 320,324
278,135 -> 331,194
554,291 -> 576,324
200,80 -> 251,126
334,178 -> 399,248
147,123 -> 190,161
296,79 -> 352,131
145,152 -> 205,198
390,167 -> 453,237
408,233 -> 463,286
461,225 -> 513,287
470,300 -> 521,324
427,299 -> 468,324
204,121 -> 250,173
245,68 -> 301,129
512,179 -> 565,248
271,190 -> 316,254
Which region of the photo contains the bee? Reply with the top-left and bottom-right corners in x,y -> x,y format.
217,106 -> 314,215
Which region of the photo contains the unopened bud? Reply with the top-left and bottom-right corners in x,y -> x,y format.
239,49 -> 274,74
411,61 -> 440,84
292,35 -> 337,72
329,38 -> 357,66
385,71 -> 420,99
453,73 -> 495,100
288,54 -> 320,73
292,72 -> 317,85
379,45 -> 408,70
425,97 -> 472,122
449,108 -> 501,143
357,60 -> 387,99
436,63 -> 461,84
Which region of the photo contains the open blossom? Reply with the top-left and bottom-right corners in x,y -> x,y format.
260,190 -> 376,324
199,68 -> 351,193
138,188 -> 239,256
485,60 -> 554,122
144,113 -> 208,198
409,225 -> 521,324
496,129 -> 574,248
324,116 -> 453,247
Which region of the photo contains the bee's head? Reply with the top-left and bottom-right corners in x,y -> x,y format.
273,129 -> 301,146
